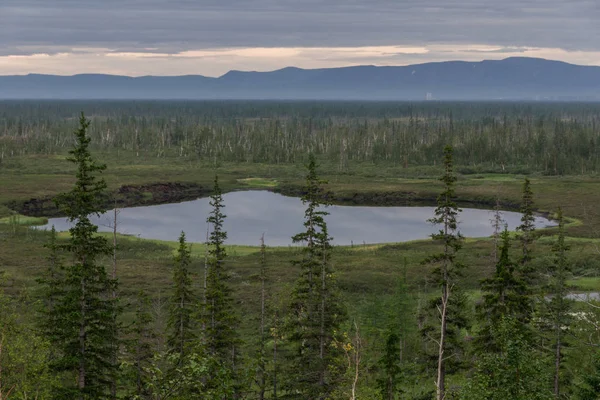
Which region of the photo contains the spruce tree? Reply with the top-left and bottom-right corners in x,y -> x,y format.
125,291 -> 155,398
285,154 -> 346,399
546,207 -> 573,397
38,226 -> 64,364
517,178 -> 536,285
576,351 -> 600,400
462,317 -> 553,400
422,145 -> 465,400
256,234 -> 269,400
377,261 -> 413,400
490,197 -> 505,264
477,228 -> 530,351
167,231 -> 194,360
46,113 -> 118,399
204,175 -> 240,377
377,332 -> 403,400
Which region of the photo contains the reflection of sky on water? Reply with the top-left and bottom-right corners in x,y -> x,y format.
39,191 -> 556,246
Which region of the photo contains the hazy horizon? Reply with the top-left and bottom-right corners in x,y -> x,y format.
0,56 -> 590,78
2,0 -> 599,77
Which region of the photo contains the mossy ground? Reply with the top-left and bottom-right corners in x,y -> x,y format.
2,150 -> 600,289
2,151 -> 600,394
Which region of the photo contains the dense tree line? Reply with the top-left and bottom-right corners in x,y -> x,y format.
2,113 -> 600,399
2,101 -> 600,174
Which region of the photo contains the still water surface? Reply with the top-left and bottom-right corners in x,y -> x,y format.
40,191 -> 555,246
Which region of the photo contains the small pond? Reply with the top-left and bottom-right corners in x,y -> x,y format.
39,191 -> 555,246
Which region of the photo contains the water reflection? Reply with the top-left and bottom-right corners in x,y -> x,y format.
39,191 -> 555,246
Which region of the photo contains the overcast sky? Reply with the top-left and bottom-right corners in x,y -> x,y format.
1,0 -> 599,76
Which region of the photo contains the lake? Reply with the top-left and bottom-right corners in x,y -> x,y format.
39,190 -> 555,246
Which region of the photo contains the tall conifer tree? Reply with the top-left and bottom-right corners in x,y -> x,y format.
38,226 -> 64,364
517,178 -> 536,285
546,208 -> 573,397
477,228 -> 530,351
576,352 -> 600,400
204,176 -> 241,381
377,332 -> 403,400
285,154 -> 346,399
490,197 -> 505,264
256,234 -> 269,400
167,232 -> 194,360
462,317 -> 552,400
377,261 -> 414,400
125,291 -> 155,398
45,113 -> 118,399
422,145 -> 465,400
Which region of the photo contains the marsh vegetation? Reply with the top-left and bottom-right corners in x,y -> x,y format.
1,101 -> 600,399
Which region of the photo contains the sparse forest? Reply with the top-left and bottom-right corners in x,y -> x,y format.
2,101 -> 600,399
2,101 -> 600,175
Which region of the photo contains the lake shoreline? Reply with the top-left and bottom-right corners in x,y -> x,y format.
37,191 -> 556,246
7,179 -> 554,222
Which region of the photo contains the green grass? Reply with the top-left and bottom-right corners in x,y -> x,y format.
3,103 -> 600,395
2,151 -> 600,238
2,151 -> 599,302
471,174 -> 526,182
237,177 -> 278,188
3,151 -> 600,297
2,151 -> 600,373
0,205 -> 14,218
0,214 -> 48,226
2,157 -> 600,396
5,219 -> 596,351
568,277 -> 600,291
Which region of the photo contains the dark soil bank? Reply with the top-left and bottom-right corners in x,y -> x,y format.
8,182 -> 211,217
9,181 -> 525,218
275,184 -> 522,210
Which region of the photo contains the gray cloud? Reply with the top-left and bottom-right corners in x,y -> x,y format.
462,47 -> 536,54
1,0 -> 599,56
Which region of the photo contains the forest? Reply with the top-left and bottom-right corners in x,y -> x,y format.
1,101 -> 600,399
2,100 -> 600,175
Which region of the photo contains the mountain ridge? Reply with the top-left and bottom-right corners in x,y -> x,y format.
1,57 -> 599,100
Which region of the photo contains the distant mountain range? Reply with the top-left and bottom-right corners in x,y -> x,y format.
1,57 -> 599,100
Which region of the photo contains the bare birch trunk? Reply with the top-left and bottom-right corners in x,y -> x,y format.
259,234 -> 266,400
350,321 -> 361,400
436,285 -> 449,400
437,200 -> 451,400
